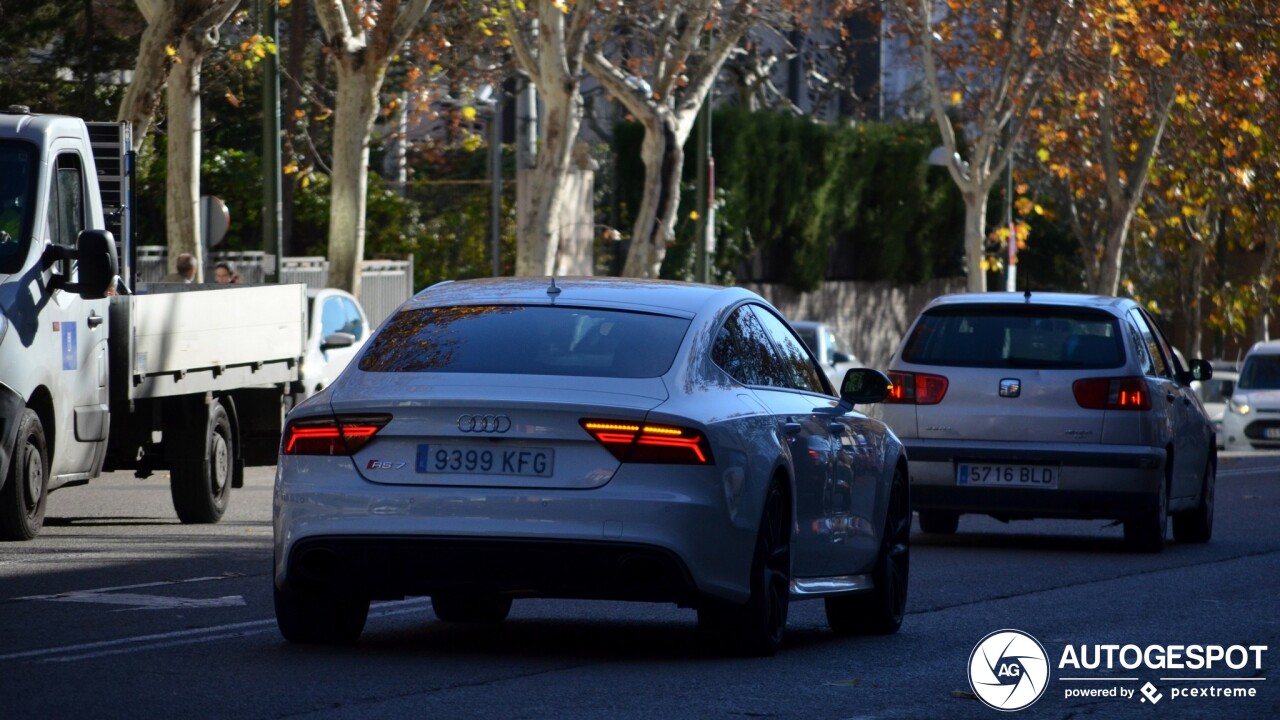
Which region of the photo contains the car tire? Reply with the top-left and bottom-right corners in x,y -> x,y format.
1124,472 -> 1168,553
698,480 -> 791,657
1173,454 -> 1215,544
431,593 -> 512,623
917,509 -> 958,535
170,400 -> 233,524
826,466 -> 909,636
0,409 -> 49,541
274,580 -> 370,645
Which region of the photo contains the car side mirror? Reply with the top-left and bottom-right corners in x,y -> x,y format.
832,350 -> 852,364
43,229 -> 118,298
1182,358 -> 1213,385
840,368 -> 892,405
321,331 -> 356,352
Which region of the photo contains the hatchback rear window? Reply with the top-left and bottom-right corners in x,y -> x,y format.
359,305 -> 691,378
901,305 -> 1124,369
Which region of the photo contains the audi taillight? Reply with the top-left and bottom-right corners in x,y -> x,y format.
282,415 -> 391,455
885,371 -> 949,405
1072,377 -> 1150,411
580,419 -> 714,465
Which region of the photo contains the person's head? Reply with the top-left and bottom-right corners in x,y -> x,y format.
213,261 -> 239,284
175,253 -> 197,280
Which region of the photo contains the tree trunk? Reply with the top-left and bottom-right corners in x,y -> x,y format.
622,112 -> 683,278
1256,228 -> 1279,343
117,3 -> 178,151
962,188 -> 989,293
1094,204 -> 1136,296
326,60 -> 383,297
165,41 -> 205,280
516,80 -> 582,277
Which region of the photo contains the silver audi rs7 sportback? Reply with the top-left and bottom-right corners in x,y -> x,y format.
273,277 -> 909,655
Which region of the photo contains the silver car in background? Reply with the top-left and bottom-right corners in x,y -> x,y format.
274,277 -> 909,655
878,292 -> 1215,552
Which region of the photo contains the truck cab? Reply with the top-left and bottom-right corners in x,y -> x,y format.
0,108 -> 305,540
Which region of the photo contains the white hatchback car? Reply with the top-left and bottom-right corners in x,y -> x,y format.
274,277 -> 910,654
878,292 -> 1216,552
1222,341 -> 1280,451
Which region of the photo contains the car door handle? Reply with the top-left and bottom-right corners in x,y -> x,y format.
87,311 -> 104,328
1166,393 -> 1176,404
783,422 -> 803,437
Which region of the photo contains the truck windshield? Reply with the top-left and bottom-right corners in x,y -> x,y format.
0,141 -> 38,275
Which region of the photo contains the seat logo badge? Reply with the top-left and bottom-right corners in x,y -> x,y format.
1000,379 -> 1021,398
457,414 -> 512,433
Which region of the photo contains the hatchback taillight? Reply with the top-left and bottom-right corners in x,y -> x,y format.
580,419 -> 714,465
885,371 -> 949,405
1072,377 -> 1151,410
282,415 -> 391,455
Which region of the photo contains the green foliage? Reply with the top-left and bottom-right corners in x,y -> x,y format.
615,110 -> 966,291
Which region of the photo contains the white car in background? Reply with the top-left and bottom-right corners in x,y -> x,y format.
300,288 -> 370,398
1222,341 -> 1280,451
791,320 -> 861,392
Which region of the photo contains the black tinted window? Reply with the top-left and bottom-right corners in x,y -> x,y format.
360,305 -> 689,378
902,305 -> 1124,369
751,307 -> 827,393
713,306 -> 789,387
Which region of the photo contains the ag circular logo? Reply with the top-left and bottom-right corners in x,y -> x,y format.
968,629 -> 1050,711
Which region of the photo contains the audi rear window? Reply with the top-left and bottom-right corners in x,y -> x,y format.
901,305 -> 1124,369
359,305 -> 691,378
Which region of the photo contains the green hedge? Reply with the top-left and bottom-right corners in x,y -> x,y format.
614,109 -> 966,291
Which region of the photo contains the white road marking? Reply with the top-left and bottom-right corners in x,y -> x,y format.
16,575 -> 246,610
0,599 -> 433,663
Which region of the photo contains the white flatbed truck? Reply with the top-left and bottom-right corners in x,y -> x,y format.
0,108 -> 305,539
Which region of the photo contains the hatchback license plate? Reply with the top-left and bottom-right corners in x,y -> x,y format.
1265,428 -> 1280,440
957,463 -> 1058,489
417,444 -> 555,477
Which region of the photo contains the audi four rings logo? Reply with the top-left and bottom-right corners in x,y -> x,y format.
457,414 -> 512,433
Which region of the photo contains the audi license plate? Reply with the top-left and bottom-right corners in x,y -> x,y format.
416,444 -> 555,477
957,463 -> 1058,489
1265,427 -> 1280,440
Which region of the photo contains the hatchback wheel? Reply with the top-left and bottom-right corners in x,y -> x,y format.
826,466 -> 909,635
1173,455 -> 1215,544
274,580 -> 370,645
698,480 -> 790,656
432,593 -> 512,623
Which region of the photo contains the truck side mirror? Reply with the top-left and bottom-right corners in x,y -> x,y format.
67,229 -> 118,299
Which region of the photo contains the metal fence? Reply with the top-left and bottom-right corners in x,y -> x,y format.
136,246 -> 413,326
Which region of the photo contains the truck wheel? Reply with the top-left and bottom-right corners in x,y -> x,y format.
170,401 -> 233,524
0,410 -> 49,541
